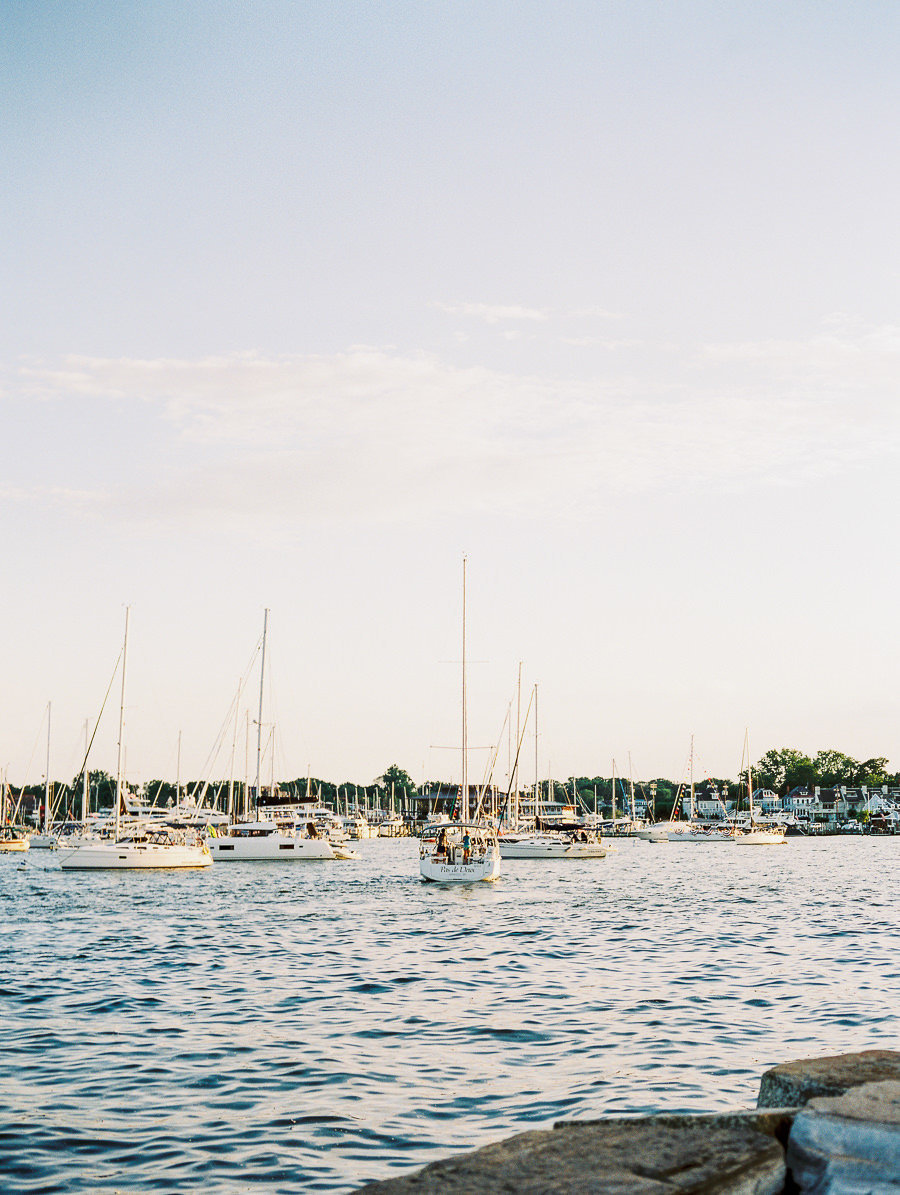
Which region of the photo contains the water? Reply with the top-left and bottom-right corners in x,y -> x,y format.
1,836 -> 897,1192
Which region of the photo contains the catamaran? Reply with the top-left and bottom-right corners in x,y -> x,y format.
207,610 -> 346,862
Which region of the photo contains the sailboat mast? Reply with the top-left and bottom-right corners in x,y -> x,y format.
611,758 -> 617,822
82,719 -> 90,822
44,701 -> 51,835
533,682 -> 539,830
270,724 -> 276,805
514,661 -> 522,830
746,730 -> 754,822
689,734 -> 696,820
115,606 -> 130,841
628,751 -> 635,821
461,556 -> 468,821
255,608 -> 269,807
228,680 -> 239,820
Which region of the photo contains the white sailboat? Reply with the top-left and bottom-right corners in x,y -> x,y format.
208,610 -> 337,863
58,608 -> 212,871
734,731 -> 786,846
500,687 -> 605,860
659,736 -> 738,843
420,558 -> 500,883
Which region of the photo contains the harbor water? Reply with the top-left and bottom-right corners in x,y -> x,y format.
1,836 -> 897,1192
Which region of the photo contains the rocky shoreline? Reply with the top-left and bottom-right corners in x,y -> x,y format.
355,1049 -> 900,1193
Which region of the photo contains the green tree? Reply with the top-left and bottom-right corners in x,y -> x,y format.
812,750 -> 859,787
852,757 -> 889,786
753,748 -> 815,794
378,764 -> 417,796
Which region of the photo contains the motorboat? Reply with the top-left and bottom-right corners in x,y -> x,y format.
208,818 -> 335,861
0,825 -> 30,853
377,815 -> 406,837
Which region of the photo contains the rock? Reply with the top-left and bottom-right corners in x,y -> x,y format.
757,1050 -> 900,1109
786,1080 -> 900,1194
354,1112 -> 787,1194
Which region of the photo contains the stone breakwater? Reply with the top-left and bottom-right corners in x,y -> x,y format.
355,1050 -> 900,1194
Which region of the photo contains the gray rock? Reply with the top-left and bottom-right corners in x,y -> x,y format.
354,1112 -> 787,1194
758,1051 -> 900,1110
787,1080 -> 900,1194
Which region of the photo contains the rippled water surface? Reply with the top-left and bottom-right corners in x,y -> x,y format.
2,836 -> 898,1192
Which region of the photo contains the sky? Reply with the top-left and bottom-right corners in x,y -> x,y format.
2,1 -> 899,792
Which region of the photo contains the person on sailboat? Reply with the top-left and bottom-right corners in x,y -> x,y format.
462,830 -> 471,863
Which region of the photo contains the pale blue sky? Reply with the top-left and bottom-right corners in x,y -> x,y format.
2,2 -> 899,789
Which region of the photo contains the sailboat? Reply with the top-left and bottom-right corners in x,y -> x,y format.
28,703 -> 59,849
58,609 -> 212,871
500,688 -> 605,860
734,731 -> 786,846
0,771 -> 29,852
208,610 -> 336,863
419,558 -> 500,883
659,737 -> 738,843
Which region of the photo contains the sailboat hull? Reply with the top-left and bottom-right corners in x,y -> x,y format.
499,835 -> 605,859
0,838 -> 29,853
58,842 -> 212,869
419,852 -> 500,882
734,829 -> 786,845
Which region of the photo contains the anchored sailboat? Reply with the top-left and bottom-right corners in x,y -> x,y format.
420,558 -> 500,883
58,608 -> 212,871
734,730 -> 786,846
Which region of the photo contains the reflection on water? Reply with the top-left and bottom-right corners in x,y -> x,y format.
1,836 -> 897,1192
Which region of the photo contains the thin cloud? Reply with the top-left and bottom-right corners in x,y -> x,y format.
13,335 -> 898,533
433,301 -> 549,323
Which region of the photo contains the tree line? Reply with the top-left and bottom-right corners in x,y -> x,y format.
6,751 -> 895,821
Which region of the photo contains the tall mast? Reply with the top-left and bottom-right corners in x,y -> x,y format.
82,719 -> 90,823
115,606 -> 130,840
461,556 -> 468,821
689,734 -> 696,820
611,758 -> 617,822
746,729 -> 754,822
255,608 -> 269,808
43,701 -> 51,834
514,661 -> 522,829
176,730 -> 182,808
227,680 -> 239,820
628,751 -> 636,821
244,710 -> 250,818
533,682 -> 539,831
269,724 -> 276,805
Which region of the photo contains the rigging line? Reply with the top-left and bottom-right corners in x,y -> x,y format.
474,700 -> 512,815
496,685 -> 536,827
73,645 -> 125,786
189,635 -> 264,806
11,701 -> 58,823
